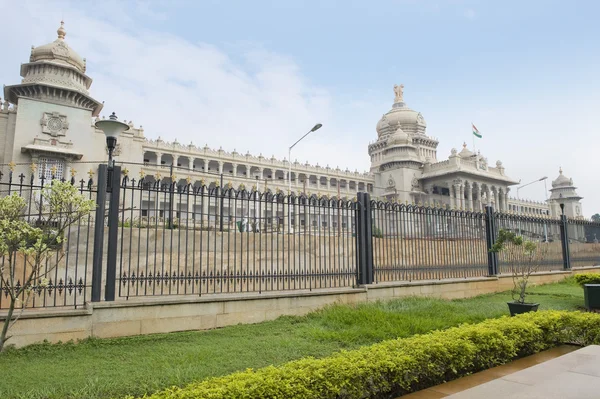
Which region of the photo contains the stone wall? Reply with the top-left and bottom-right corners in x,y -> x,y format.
3,266 -> 599,348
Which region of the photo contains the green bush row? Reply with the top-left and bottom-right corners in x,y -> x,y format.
574,273 -> 600,287
130,311 -> 600,399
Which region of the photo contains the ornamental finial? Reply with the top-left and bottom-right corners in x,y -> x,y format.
57,21 -> 66,40
393,83 -> 404,103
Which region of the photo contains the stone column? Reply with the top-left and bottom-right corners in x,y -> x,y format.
494,189 -> 499,210
453,184 -> 461,209
172,154 -> 179,168
156,152 -> 162,166
449,183 -> 456,209
459,184 -> 465,209
504,191 -> 509,212
188,157 -> 194,171
466,184 -> 473,211
218,161 -> 223,175
232,163 -> 238,177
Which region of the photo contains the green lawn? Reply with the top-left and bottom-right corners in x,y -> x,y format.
0,279 -> 586,399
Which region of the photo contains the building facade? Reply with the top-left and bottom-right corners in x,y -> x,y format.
0,23 -> 585,221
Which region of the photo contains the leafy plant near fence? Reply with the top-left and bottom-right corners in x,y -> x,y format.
128,310 -> 600,399
0,182 -> 95,352
574,273 -> 600,287
490,229 -> 549,304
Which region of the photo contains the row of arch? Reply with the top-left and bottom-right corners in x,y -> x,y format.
142,151 -> 373,193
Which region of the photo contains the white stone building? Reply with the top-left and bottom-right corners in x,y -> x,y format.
0,23 -> 585,221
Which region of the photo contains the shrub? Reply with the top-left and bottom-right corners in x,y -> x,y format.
128,311 -> 600,399
574,273 -> 600,287
372,226 -> 383,238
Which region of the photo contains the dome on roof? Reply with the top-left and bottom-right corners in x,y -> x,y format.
458,143 -> 474,158
30,21 -> 86,73
552,167 -> 574,188
387,126 -> 411,146
376,85 -> 426,138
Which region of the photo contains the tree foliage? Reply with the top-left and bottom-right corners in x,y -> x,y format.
0,181 -> 95,351
490,229 -> 548,304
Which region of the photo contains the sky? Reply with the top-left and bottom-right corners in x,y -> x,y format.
1,0 -> 599,215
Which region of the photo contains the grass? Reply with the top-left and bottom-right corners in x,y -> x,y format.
0,278 -> 587,399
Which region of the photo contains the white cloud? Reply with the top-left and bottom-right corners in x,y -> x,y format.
464,8 -> 476,20
0,1 -> 368,175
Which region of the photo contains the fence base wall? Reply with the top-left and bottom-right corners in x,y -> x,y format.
3,266 -> 600,348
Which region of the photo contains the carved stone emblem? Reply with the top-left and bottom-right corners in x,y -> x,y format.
52,41 -> 69,57
411,177 -> 420,189
40,112 -> 69,137
387,174 -> 395,187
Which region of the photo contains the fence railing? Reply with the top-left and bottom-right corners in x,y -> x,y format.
0,169 -> 98,310
115,173 -> 358,297
1,162 -> 600,311
494,213 -> 565,273
371,202 -> 489,282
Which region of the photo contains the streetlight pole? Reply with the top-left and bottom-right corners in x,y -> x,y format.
516,176 -> 548,237
288,123 -> 322,233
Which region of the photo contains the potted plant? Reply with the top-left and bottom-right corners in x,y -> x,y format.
491,229 -> 548,316
573,273 -> 600,311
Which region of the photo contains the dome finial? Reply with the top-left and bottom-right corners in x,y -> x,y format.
559,166 -> 563,174
463,142 -> 467,148
393,83 -> 404,103
57,20 -> 66,40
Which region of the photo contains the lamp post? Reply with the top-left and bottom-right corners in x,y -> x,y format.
516,176 -> 548,237
287,123 -> 322,233
95,112 -> 130,167
95,112 -> 130,193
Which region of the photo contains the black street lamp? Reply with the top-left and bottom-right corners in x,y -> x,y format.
95,112 -> 130,167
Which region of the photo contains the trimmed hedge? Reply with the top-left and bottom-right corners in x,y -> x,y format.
132,311 -> 600,399
574,273 -> 600,287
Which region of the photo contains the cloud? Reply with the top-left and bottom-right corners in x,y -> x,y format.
0,1 -> 367,174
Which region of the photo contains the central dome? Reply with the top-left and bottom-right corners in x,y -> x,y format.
376,86 -> 426,138
29,21 -> 86,73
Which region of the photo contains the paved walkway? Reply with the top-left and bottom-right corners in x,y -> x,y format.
400,345 -> 598,398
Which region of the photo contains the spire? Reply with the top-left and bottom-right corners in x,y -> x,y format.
57,20 -> 66,40
559,167 -> 563,175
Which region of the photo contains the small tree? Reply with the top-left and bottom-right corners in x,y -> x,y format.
0,181 -> 95,351
592,213 -> 600,223
490,229 -> 548,304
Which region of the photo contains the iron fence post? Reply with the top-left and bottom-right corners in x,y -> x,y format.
168,164 -> 174,229
91,164 -> 107,302
485,205 -> 498,276
105,165 -> 121,301
219,173 -> 224,232
356,192 -> 374,285
560,214 -> 571,270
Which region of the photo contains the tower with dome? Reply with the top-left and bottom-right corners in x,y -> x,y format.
369,85 -> 520,213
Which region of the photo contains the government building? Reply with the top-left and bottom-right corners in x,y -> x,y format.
0,22 -> 585,222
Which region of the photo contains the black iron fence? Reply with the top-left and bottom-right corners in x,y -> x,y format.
115,171 -> 358,297
1,162 -> 600,310
371,202 -> 489,282
494,213 -> 565,273
0,167 -> 98,310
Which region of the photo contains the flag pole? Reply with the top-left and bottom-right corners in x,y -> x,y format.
472,122 -> 476,154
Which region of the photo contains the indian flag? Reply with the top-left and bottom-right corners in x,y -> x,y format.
472,124 -> 482,138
